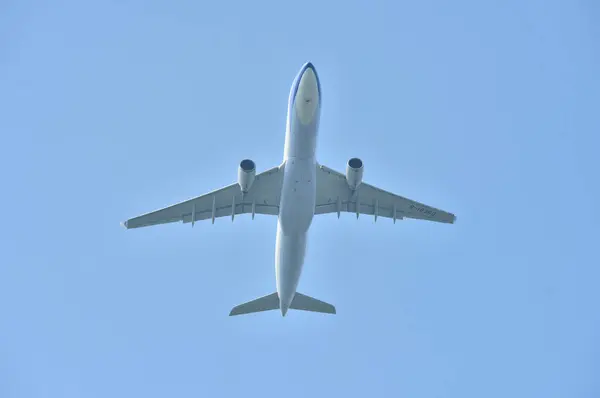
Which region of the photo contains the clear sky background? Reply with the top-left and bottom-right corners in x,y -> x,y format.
1,0 -> 599,397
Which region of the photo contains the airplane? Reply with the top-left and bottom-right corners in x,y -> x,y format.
121,62 -> 456,317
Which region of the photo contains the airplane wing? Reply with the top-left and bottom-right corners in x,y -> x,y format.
122,165 -> 284,229
315,164 -> 456,224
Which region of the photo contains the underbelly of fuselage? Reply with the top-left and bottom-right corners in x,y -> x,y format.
275,157 -> 316,307
279,158 -> 316,234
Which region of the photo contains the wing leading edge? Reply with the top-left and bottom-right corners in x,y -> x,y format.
315,164 -> 456,224
122,165 -> 284,229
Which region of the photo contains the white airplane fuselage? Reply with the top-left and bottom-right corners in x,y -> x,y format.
122,61 -> 456,317
275,62 -> 321,316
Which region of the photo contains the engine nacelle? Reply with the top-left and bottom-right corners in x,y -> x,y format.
238,159 -> 256,192
345,157 -> 364,190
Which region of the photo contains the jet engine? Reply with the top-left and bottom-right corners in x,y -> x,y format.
238,159 -> 256,192
345,157 -> 364,190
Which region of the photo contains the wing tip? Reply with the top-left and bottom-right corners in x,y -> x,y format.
228,307 -> 242,316
121,220 -> 129,229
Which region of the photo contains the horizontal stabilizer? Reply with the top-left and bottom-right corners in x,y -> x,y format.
290,292 -> 336,315
229,292 -> 280,316
229,292 -> 336,316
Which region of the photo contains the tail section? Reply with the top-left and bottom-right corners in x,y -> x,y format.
289,292 -> 336,314
229,292 -> 280,316
229,292 -> 336,316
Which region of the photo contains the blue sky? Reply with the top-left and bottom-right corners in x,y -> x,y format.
1,0 -> 599,397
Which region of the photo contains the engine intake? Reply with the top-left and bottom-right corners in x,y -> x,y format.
346,157 -> 364,190
238,159 -> 256,192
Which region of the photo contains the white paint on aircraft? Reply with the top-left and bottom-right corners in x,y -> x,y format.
295,67 -> 319,125
122,62 -> 456,317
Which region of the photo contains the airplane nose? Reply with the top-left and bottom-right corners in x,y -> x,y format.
295,64 -> 319,124
298,68 -> 317,95
300,62 -> 317,84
